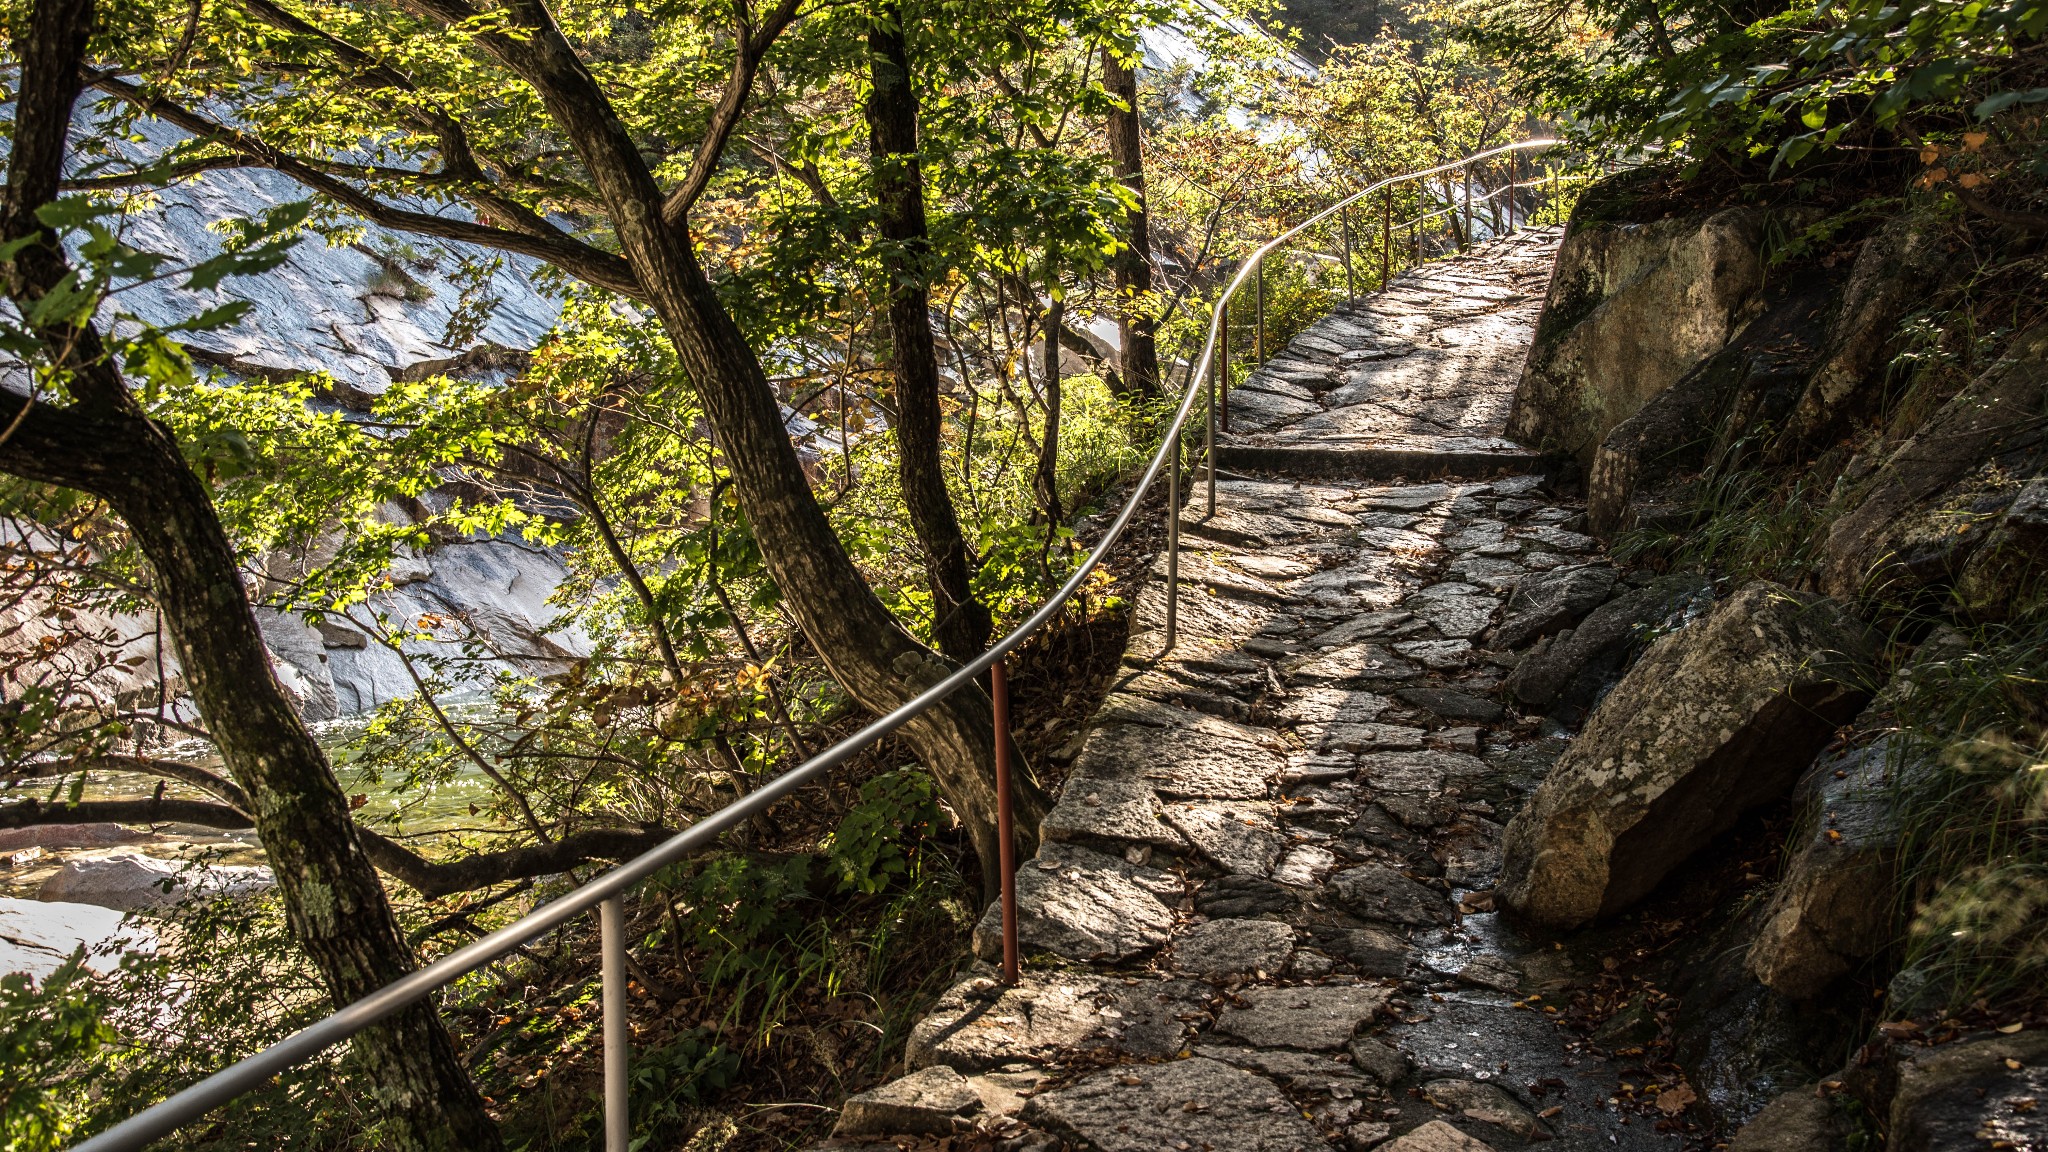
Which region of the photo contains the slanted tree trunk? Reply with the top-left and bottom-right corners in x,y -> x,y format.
1100,43 -> 1161,403
1034,289 -> 1066,529
866,0 -> 992,662
0,5 -> 499,1145
461,0 -> 1046,897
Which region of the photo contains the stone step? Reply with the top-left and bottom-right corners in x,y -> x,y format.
1215,437 -> 1565,481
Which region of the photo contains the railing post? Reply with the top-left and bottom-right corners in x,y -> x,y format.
1164,432 -> 1180,652
1462,162 -> 1473,250
1507,153 -> 1517,232
992,657 -> 1019,985
1379,187 -> 1392,287
1219,298 -> 1231,434
601,895 -> 629,1152
1340,206 -> 1355,303
1253,256 -> 1265,365
1205,313 -> 1218,518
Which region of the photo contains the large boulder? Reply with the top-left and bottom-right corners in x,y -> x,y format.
1498,582 -> 1879,928
1725,1088 -> 1842,1152
1585,274 -> 1836,535
1507,184 -> 1768,468
1821,323 -> 2048,602
1746,740 -> 1913,998
1887,1030 -> 2048,1152
1492,565 -> 1617,649
1501,572 -> 1714,713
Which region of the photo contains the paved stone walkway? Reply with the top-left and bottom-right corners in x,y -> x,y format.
822,232 -> 1686,1152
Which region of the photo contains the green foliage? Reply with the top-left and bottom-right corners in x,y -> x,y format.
624,1031 -> 740,1152
0,956 -> 116,1151
823,768 -> 945,894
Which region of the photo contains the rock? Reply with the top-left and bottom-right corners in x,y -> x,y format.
1379,1119 -> 1497,1152
1273,844 -> 1339,887
1421,1079 -> 1547,1142
1358,750 -> 1490,799
1322,927 -> 1412,977
1173,918 -> 1297,979
1747,738 -> 1918,998
831,1066 -> 982,1137
1198,875 -> 1299,919
1290,643 -> 1421,685
1313,611 -> 1420,647
1958,475 -> 2048,621
1022,1056 -> 1326,1152
971,843 -> 1175,963
1493,566 -> 1616,649
38,851 -> 276,914
906,973 -> 1114,1071
1166,801 -> 1287,875
0,824 -> 153,853
1069,722 -> 1282,800
313,619 -> 370,648
1392,688 -> 1503,723
1349,1037 -> 1412,1084
1507,196 -> 1767,468
1498,582 -> 1879,928
1407,595 -> 1500,640
1329,864 -> 1449,927
1453,956 -> 1521,995
1502,572 -> 1713,710
1821,322 -> 2048,602
1726,1087 -> 1840,1152
1347,1121 -> 1395,1149
1887,1030 -> 2048,1152
1194,1044 -> 1373,1094
0,897 -> 150,981
1212,983 -> 1394,1049
1585,274 -> 1835,535
1040,769 -> 1186,852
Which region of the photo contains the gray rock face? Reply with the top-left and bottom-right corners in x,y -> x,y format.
1173,918 -> 1297,979
1507,201 -> 1767,468
1747,739 -> 1915,998
1887,1030 -> 2048,1152
1349,1037 -> 1411,1084
1421,1079 -> 1547,1142
971,843 -> 1176,962
1493,566 -> 1616,649
1212,983 -> 1393,1049
1822,322 -> 2048,602
1166,801 -> 1287,875
1380,1119 -> 1497,1152
1501,573 -> 1713,709
1322,927 -> 1412,977
1498,582 -> 1879,928
1330,864 -> 1449,926
1068,722 -> 1282,800
1022,1056 -> 1326,1152
831,1066 -> 982,1137
1725,1088 -> 1839,1152
1393,688 -> 1503,723
906,972 -> 1192,1071
38,852 -> 274,913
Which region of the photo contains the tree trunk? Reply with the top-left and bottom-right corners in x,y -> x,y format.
1034,290 -> 1066,529
866,1 -> 992,662
0,11 -> 499,1145
483,3 -> 1047,897
1100,44 -> 1161,403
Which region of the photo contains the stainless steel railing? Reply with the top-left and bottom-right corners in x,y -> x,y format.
70,135 -> 1560,1152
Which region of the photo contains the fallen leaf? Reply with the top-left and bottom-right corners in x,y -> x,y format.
1538,1106 -> 1564,1119
1998,1023 -> 2025,1034
1656,1084 -> 1698,1116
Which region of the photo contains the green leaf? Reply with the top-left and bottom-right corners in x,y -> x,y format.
1975,87 -> 2048,119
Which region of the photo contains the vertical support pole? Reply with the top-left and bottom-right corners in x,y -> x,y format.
1379,187 -> 1392,287
1219,303 -> 1231,433
1205,316 -> 1218,518
1164,434 -> 1180,653
992,658 -> 1019,985
1506,153 -> 1516,232
1253,257 -> 1265,365
602,896 -> 629,1152
1463,163 -> 1473,250
1340,207 -> 1355,303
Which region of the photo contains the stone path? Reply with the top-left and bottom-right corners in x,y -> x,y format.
822,233 -> 1688,1152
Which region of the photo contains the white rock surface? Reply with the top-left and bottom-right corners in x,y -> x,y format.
0,897 -> 149,980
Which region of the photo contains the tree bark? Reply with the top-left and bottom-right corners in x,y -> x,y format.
1100,44 -> 1161,403
0,10 -> 500,1145
449,0 -> 1047,898
866,1 -> 992,663
1034,290 -> 1066,528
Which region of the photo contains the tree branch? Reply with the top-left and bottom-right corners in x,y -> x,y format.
1958,187 -> 2048,234
87,72 -> 642,297
660,0 -> 806,228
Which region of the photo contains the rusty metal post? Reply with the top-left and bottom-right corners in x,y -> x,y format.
992,657 -> 1019,985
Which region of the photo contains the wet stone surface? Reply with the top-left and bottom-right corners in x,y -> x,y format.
818,233 -> 1689,1152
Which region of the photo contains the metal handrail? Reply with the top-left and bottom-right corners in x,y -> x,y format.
69,135 -> 1560,1152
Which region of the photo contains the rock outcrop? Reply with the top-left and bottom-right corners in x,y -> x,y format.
1498,582 -> 1879,928
1821,322 -> 2048,602
1886,1030 -> 2048,1152
1507,196 -> 1768,468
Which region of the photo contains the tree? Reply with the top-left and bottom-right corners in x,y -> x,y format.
1101,39 -> 1163,401
0,1 -> 499,1145
63,0 -> 1050,891
866,0 -> 994,662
